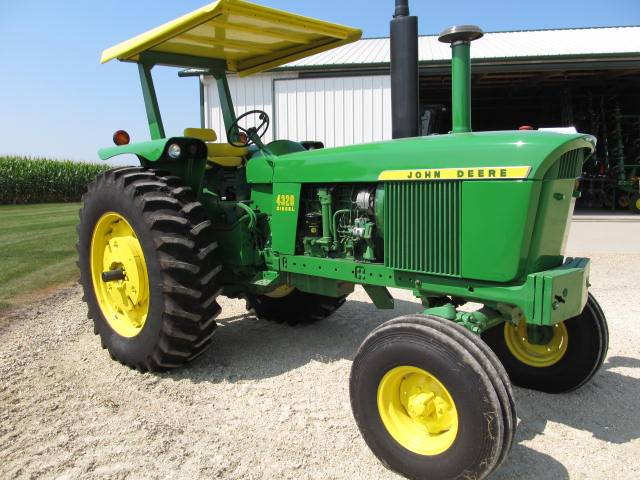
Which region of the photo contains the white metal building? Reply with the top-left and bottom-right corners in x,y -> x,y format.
203,72 -> 392,146
202,26 -> 640,147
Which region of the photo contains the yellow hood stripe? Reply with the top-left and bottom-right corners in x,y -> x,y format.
378,166 -> 531,181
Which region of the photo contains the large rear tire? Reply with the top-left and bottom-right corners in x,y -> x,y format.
482,293 -> 608,393
350,316 -> 514,480
77,167 -> 222,371
246,288 -> 346,325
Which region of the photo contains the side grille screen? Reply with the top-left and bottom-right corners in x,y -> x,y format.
384,181 -> 461,276
556,149 -> 584,179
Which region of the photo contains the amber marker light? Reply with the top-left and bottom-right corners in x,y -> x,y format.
113,130 -> 131,145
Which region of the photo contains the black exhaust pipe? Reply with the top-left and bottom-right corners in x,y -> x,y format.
390,0 -> 419,139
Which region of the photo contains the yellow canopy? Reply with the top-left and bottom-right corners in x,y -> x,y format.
101,0 -> 362,76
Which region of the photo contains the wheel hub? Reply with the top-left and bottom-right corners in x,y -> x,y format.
526,324 -> 554,345
90,213 -> 149,337
377,366 -> 458,455
504,319 -> 568,368
401,376 -> 455,435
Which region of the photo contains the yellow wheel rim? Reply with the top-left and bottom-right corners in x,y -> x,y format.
377,366 -> 458,456
264,284 -> 295,298
504,320 -> 568,368
90,212 -> 149,338
635,197 -> 640,210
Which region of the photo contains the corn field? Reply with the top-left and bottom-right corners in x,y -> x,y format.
0,156 -> 110,204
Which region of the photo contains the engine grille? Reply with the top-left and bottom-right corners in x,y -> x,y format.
556,149 -> 584,179
384,181 -> 461,276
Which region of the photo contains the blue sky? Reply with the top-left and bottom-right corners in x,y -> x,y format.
1,0 -> 638,164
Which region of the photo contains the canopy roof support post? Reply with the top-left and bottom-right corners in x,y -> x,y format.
138,63 -> 165,140
214,72 -> 239,142
199,77 -> 206,129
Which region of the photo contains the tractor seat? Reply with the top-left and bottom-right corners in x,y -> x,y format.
183,128 -> 248,167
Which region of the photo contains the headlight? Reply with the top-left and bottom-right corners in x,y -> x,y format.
167,143 -> 182,159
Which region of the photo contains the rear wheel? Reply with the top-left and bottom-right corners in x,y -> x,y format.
350,316 -> 513,480
77,167 -> 222,371
245,288 -> 346,325
482,293 -> 608,393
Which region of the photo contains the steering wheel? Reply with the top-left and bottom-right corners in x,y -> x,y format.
227,109 -> 270,147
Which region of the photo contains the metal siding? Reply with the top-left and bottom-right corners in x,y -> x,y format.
297,81 -> 307,140
287,80 -> 297,140
348,77 -> 364,144
363,76 -> 374,143
273,75 -> 391,147
206,73 -> 391,147
382,77 -> 392,139
314,79 -> 325,143
328,78 -> 344,145
203,72 -> 297,143
275,75 -> 391,147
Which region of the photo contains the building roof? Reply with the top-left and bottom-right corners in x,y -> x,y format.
278,26 -> 640,70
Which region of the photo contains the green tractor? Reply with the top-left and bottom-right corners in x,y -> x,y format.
78,1 -> 608,478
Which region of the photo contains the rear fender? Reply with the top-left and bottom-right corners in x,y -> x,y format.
98,137 -> 208,195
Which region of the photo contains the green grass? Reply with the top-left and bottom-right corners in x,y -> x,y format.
0,203 -> 80,312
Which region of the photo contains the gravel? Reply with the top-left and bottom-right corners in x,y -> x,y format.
1,253 -> 639,480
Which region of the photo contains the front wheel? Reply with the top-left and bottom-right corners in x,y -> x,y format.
350,316 -> 514,480
482,293 -> 608,393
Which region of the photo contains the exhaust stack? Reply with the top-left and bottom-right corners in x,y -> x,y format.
438,25 -> 484,133
390,0 -> 419,139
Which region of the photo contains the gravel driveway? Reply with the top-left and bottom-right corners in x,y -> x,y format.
1,254 -> 639,480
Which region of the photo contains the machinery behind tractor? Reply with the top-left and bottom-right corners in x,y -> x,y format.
78,1 -> 609,478
577,95 -> 640,213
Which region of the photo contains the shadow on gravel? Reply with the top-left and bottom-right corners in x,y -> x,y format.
515,355 -> 640,445
493,444 -> 570,480
495,355 -> 640,478
159,298 -> 414,383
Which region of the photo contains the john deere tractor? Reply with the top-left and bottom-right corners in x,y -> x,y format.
78,1 -> 608,478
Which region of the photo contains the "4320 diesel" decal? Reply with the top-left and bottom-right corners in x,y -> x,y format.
275,194 -> 296,212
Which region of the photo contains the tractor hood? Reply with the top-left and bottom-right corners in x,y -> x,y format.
271,131 -> 595,183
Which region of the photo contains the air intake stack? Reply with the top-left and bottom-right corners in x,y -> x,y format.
438,25 -> 484,133
390,0 -> 419,139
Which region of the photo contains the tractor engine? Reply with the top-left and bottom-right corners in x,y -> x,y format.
297,184 -> 382,262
